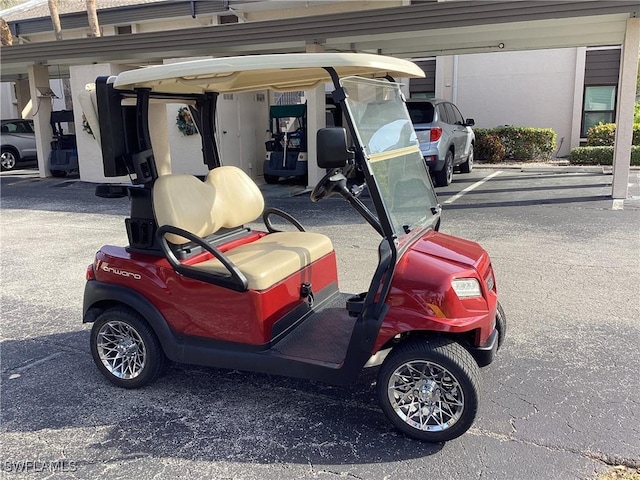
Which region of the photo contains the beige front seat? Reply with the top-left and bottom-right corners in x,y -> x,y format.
153,166 -> 334,291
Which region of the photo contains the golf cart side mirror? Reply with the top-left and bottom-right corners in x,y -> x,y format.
465,118 -> 475,127
317,128 -> 354,168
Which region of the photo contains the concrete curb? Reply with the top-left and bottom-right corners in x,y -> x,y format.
475,164 -> 640,174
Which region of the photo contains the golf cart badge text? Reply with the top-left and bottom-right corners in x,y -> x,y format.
101,264 -> 142,280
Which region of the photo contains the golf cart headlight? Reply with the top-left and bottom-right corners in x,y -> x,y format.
452,278 -> 482,298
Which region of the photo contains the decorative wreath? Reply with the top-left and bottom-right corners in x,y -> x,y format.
81,113 -> 94,137
176,106 -> 197,136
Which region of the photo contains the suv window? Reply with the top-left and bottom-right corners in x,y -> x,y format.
2,121 -> 34,134
407,102 -> 434,124
444,103 -> 463,125
436,104 -> 450,124
450,104 -> 465,125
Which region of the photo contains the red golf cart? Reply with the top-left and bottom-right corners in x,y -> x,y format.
82,53 -> 505,442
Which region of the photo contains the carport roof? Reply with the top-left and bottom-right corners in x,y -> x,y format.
0,0 -> 638,81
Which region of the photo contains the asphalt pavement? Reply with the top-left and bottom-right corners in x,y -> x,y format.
1,166 -> 639,479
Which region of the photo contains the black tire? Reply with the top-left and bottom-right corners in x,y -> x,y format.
90,307 -> 168,389
50,170 -> 67,177
459,146 -> 474,174
264,174 -> 279,184
1,148 -> 19,171
496,302 -> 507,349
434,150 -> 454,187
377,337 -> 480,442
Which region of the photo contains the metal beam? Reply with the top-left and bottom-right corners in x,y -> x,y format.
1,1 -> 637,80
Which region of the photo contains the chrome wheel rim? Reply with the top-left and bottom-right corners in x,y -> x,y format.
1,152 -> 16,169
467,150 -> 474,171
97,321 -> 146,379
387,360 -> 464,432
446,155 -> 453,184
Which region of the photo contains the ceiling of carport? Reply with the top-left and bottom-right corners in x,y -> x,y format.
0,1 -> 637,81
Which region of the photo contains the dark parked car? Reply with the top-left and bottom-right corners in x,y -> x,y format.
406,99 -> 475,186
1,119 -> 37,171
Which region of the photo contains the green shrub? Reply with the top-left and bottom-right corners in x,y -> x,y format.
474,126 -> 556,162
586,123 -> 640,146
586,123 -> 616,146
568,145 -> 640,165
474,130 -> 506,163
634,102 -> 640,124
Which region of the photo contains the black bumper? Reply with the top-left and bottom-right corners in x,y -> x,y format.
467,328 -> 499,367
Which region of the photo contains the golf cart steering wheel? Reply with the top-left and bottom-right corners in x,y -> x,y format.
310,169 -> 348,202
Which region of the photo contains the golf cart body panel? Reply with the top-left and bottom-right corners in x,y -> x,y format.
82,53 -> 503,441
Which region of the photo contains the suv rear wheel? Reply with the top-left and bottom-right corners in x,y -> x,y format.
434,150 -> 453,187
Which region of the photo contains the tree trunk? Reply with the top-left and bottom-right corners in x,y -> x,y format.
47,0 -> 72,109
86,0 -> 100,37
48,0 -> 63,41
0,18 -> 13,46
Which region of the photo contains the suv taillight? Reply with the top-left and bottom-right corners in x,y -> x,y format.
430,127 -> 443,142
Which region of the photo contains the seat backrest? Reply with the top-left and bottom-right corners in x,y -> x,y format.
205,166 -> 264,229
153,174 -> 219,245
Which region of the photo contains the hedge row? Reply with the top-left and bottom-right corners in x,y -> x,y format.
567,146 -> 640,165
474,126 -> 557,162
586,123 -> 640,146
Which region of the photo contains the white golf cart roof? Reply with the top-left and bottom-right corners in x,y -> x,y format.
112,53 -> 425,94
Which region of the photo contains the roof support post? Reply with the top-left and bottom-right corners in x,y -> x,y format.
27,64 -> 53,178
612,17 -> 640,200
15,79 -> 30,119
305,42 -> 326,188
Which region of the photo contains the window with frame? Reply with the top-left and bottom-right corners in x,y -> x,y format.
582,85 -> 616,137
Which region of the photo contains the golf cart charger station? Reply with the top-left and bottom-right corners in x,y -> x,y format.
83,53 -> 506,442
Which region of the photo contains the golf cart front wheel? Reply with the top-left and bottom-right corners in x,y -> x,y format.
377,337 -> 480,442
90,307 -> 168,389
264,174 -> 279,184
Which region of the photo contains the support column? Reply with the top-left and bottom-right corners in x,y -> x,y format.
15,79 -> 30,119
612,17 -> 640,200
305,42 -> 326,188
570,47 -> 587,150
28,64 -> 53,178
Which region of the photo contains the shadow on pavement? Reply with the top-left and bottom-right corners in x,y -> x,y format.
1,330 -> 444,465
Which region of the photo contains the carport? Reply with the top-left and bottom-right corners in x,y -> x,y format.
0,0 -> 638,200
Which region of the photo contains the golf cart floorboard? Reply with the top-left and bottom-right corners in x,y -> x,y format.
271,293 -> 356,366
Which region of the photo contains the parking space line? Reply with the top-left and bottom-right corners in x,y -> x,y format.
443,171 -> 503,204
10,352 -> 63,374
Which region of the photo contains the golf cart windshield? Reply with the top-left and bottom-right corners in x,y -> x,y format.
341,77 -> 438,238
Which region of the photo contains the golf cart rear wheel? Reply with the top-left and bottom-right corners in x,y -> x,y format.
50,170 -> 67,177
90,307 -> 168,389
496,301 -> 507,349
434,150 -> 454,187
377,337 -> 480,442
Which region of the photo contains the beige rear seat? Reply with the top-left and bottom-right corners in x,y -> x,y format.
153,166 -> 334,291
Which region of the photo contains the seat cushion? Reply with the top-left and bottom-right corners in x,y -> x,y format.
195,232 -> 334,291
153,174 -> 219,245
205,166 -> 264,229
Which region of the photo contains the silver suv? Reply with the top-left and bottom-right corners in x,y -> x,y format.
1,119 -> 37,171
406,99 -> 475,186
